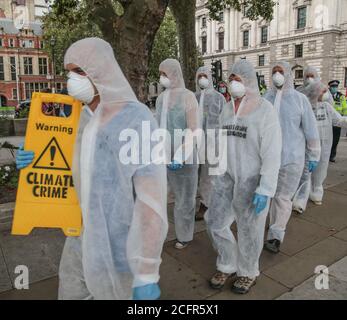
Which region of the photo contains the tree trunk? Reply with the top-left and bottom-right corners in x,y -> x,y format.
169,0 -> 198,91
85,0 -> 169,102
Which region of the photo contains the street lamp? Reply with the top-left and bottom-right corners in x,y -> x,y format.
50,35 -> 56,93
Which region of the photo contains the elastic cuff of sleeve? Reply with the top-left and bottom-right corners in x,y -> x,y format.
132,274 -> 159,288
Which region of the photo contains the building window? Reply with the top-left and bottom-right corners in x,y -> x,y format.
201,35 -> 207,54
39,57 -> 48,75
261,26 -> 268,44
243,30 -> 249,47
24,57 -> 33,75
295,69 -> 304,79
258,55 -> 265,67
40,41 -> 44,49
12,88 -> 18,100
9,39 -> 15,47
10,56 -> 16,81
0,39 -> 3,47
56,83 -> 62,92
202,17 -> 207,28
25,83 -> 48,99
295,44 -> 303,58
219,12 -> 224,22
258,75 -> 265,84
345,68 -> 347,88
218,30 -> 224,51
297,6 -> 307,29
0,57 -> 4,81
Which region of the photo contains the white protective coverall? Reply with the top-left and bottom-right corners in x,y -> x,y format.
58,38 -> 168,300
293,81 -> 347,209
155,59 -> 200,243
264,61 -> 321,242
205,59 -> 282,278
195,66 -> 225,207
296,66 -> 334,106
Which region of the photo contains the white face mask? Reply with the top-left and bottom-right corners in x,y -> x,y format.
198,77 -> 209,90
67,72 -> 96,104
229,80 -> 246,99
322,91 -> 331,102
219,87 -> 227,94
304,77 -> 315,86
272,72 -> 285,88
160,75 -> 171,89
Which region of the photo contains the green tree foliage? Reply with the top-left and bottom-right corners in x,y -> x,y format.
41,0 -> 101,75
207,0 -> 275,21
148,9 -> 179,83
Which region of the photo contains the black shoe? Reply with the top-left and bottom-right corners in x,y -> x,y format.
195,203 -> 208,221
264,239 -> 281,254
330,157 -> 336,163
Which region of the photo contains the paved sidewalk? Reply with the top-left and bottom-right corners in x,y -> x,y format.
0,138 -> 346,300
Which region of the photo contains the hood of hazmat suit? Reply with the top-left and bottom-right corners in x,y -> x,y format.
195,66 -> 225,131
264,61 -> 321,167
205,59 -> 282,278
297,66 -> 334,105
59,37 -> 168,300
195,66 -> 225,162
155,58 -> 200,164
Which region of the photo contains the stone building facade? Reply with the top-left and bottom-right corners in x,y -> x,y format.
196,0 -> 347,91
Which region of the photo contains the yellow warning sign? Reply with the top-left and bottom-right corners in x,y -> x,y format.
12,93 -> 83,237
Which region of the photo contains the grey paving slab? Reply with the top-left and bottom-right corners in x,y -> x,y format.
259,250 -> 290,272
207,274 -> 289,300
265,237 -> 347,289
279,216 -> 334,256
263,256 -> 315,289
298,190 -> 347,231
0,249 -> 12,293
0,276 -> 58,300
294,237 -> 347,268
333,228 -> 347,242
164,232 -> 217,281
329,256 -> 347,282
328,181 -> 347,196
159,252 -> 216,300
277,276 -> 347,300
0,228 -> 66,285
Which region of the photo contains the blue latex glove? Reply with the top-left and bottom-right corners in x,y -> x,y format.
253,193 -> 268,215
16,143 -> 35,170
308,161 -> 319,173
167,160 -> 183,171
132,283 -> 161,300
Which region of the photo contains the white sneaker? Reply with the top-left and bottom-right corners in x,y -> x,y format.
175,241 -> 189,250
293,206 -> 304,214
313,201 -> 322,206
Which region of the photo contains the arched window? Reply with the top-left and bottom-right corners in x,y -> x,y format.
201,32 -> 207,54
218,27 -> 224,51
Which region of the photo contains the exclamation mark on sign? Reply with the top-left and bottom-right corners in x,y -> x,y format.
50,146 -> 56,167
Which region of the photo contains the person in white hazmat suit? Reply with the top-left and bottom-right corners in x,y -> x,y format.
194,66 -> 225,220
155,59 -> 200,250
293,81 -> 347,213
296,66 -> 334,106
16,38 -> 168,300
263,62 -> 321,254
205,60 -> 282,294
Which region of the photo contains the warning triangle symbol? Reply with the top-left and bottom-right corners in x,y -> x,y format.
33,137 -> 70,171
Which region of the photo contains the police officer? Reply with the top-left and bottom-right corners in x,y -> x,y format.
329,80 -> 347,162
